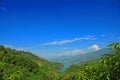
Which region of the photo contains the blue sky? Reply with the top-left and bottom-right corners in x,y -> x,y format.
0,0 -> 120,58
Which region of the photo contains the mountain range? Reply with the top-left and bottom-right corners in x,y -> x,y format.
50,48 -> 112,71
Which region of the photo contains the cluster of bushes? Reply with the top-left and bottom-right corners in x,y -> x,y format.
60,42 -> 120,80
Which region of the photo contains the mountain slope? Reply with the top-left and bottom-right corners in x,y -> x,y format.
0,45 -> 63,80
51,48 -> 111,71
60,42 -> 120,80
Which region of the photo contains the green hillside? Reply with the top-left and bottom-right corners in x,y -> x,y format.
0,45 -> 63,80
59,42 -> 120,80
0,42 -> 120,80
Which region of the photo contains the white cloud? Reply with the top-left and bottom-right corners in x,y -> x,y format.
88,44 -> 100,51
66,49 -> 85,55
58,49 -> 85,56
41,36 -> 97,46
41,40 -> 73,46
58,44 -> 100,56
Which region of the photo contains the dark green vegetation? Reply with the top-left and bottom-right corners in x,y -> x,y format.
0,42 -> 120,80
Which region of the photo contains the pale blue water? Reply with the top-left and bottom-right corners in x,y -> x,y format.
60,62 -> 72,72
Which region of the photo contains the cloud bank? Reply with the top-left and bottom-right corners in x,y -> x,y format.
59,44 -> 100,56
65,49 -> 85,56
41,36 -> 97,46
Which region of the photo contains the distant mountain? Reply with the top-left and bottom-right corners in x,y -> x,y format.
50,48 -> 112,71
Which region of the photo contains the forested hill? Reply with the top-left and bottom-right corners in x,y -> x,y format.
59,42 -> 120,80
0,45 -> 63,80
0,42 -> 120,80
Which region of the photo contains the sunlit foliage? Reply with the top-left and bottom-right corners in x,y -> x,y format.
0,45 -> 63,80
0,42 -> 120,80
60,42 -> 120,80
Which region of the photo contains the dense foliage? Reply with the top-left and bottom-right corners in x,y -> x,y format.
60,42 -> 120,80
0,42 -> 120,80
0,46 -> 63,80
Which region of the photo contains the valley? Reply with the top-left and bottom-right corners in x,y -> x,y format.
0,42 -> 120,80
